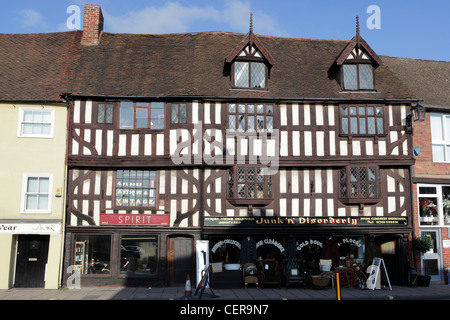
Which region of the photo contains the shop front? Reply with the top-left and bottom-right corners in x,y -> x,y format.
64,224 -> 201,287
203,216 -> 412,288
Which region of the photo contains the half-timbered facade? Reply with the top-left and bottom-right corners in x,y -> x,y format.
62,5 -> 419,287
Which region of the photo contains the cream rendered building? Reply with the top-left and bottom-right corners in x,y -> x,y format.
0,102 -> 67,289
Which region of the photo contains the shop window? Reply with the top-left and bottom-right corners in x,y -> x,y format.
340,104 -> 384,136
339,166 -> 379,204
119,101 -> 164,129
120,235 -> 158,275
228,103 -> 273,133
115,170 -> 157,208
74,235 -> 111,274
417,184 -> 450,226
227,167 -> 273,205
18,107 -> 55,138
21,174 -> 52,213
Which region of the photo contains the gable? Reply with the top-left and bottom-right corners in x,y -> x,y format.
225,32 -> 274,66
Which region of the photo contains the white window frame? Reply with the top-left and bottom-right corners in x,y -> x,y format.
417,184 -> 450,227
17,107 -> 55,138
21,173 -> 53,214
430,113 -> 450,163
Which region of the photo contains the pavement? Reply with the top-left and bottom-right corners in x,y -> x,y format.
1,283 -> 450,301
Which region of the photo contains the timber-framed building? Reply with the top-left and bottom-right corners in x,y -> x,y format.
61,5 -> 420,287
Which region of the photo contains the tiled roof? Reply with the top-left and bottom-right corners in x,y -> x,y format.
382,56 -> 450,107
0,31 -> 81,102
0,30 -> 416,102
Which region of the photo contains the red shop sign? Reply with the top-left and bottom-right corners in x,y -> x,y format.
100,214 -> 170,226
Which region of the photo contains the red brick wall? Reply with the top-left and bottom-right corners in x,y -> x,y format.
81,4 -> 103,45
412,112 -> 450,282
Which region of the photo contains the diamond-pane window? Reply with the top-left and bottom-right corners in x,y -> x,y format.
228,166 -> 272,200
233,61 -> 267,89
234,62 -> 249,87
340,166 -> 379,201
343,64 -> 374,90
359,64 -> 373,89
251,62 -> 265,88
343,64 -> 358,90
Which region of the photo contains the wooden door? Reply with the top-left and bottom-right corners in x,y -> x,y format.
167,236 -> 194,285
14,235 -> 49,288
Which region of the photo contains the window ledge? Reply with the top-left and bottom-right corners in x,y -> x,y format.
339,90 -> 379,94
339,198 -> 380,205
228,199 -> 273,206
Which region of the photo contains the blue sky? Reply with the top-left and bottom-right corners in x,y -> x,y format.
1,0 -> 448,61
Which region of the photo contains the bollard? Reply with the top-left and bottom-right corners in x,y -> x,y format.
335,272 -> 341,300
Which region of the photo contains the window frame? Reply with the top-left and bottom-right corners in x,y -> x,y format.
96,103 -> 114,125
430,113 -> 450,163
339,166 -> 380,204
113,170 -> 158,209
119,101 -> 165,130
417,184 -> 450,227
227,166 -> 273,206
341,62 -> 375,91
232,60 -> 268,90
21,173 -> 53,214
17,107 -> 55,138
170,103 -> 188,125
339,104 -> 386,137
227,103 -> 274,134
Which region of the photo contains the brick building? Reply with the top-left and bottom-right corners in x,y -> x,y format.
385,57 -> 450,282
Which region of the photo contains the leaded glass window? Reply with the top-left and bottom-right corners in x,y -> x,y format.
228,103 -> 274,133
227,166 -> 272,200
115,170 -> 157,207
233,61 -> 267,89
343,64 -> 374,90
340,104 -> 384,136
339,166 -> 379,201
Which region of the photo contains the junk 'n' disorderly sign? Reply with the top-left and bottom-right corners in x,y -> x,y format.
204,216 -> 407,227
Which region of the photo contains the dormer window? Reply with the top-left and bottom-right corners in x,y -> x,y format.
233,61 -> 266,89
225,20 -> 274,91
333,18 -> 382,92
343,63 -> 374,90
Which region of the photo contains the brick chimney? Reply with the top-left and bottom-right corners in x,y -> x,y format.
81,4 -> 104,45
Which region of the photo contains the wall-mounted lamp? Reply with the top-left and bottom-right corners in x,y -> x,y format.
411,104 -> 426,122
406,104 -> 427,132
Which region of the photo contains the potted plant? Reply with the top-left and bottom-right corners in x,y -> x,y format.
443,198 -> 450,224
414,235 -> 432,286
419,199 -> 437,224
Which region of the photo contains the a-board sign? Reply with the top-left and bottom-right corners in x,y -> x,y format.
367,257 -> 392,290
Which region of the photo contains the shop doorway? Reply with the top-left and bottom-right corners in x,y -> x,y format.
167,236 -> 194,285
14,235 -> 49,288
420,230 -> 442,281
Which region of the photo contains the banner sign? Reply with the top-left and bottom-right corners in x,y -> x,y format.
0,223 -> 61,235
100,214 -> 170,226
204,216 -> 407,227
